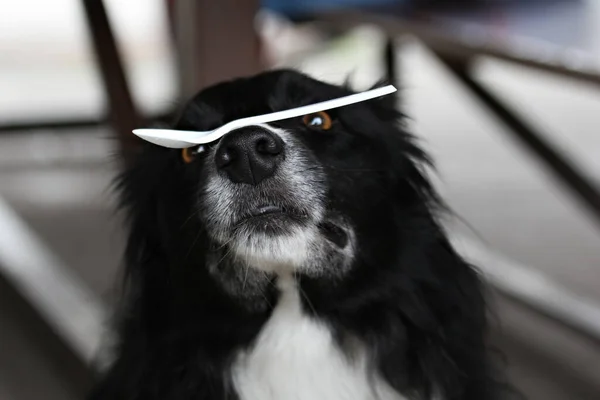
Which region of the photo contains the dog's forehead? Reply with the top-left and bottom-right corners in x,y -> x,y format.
176,71 -> 349,131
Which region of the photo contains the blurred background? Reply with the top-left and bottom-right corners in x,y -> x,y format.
0,0 -> 599,399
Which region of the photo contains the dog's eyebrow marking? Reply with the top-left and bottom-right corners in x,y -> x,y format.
132,85 -> 397,149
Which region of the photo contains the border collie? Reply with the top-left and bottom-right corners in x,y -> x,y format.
90,70 -> 509,399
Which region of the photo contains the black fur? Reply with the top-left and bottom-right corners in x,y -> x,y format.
90,70 -> 511,399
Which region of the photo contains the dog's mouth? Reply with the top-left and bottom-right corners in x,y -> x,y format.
234,204 -> 309,232
250,205 -> 285,218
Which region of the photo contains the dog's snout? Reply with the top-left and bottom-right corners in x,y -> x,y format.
215,127 -> 284,185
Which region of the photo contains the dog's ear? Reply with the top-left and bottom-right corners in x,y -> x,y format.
340,77 -> 404,123
370,78 -> 400,112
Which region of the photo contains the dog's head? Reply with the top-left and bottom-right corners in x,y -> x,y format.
112,70 -> 509,399
120,70 -> 435,306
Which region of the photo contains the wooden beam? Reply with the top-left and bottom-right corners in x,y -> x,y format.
81,0 -> 142,158
174,0 -> 263,99
0,196 -> 107,366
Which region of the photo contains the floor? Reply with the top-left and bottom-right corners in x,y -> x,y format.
0,14 -> 599,400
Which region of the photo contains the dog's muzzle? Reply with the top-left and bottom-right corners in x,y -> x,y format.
202,125 -> 324,241
201,124 -> 355,275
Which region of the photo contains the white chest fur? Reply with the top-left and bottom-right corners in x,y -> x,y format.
231,277 -> 406,400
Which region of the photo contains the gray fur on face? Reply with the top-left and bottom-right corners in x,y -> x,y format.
200,124 -> 356,296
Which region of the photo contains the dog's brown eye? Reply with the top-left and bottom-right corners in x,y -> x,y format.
303,111 -> 332,130
181,145 -> 205,164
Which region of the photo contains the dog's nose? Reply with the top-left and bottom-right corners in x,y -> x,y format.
215,127 -> 284,185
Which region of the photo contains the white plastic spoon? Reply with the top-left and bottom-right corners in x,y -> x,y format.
132,85 -> 397,148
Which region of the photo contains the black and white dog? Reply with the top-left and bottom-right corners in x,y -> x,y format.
91,70 -> 510,399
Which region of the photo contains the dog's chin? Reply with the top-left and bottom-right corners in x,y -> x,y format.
218,214 -> 355,279
228,217 -> 319,274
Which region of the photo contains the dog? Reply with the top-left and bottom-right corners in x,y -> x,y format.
90,69 -> 510,399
